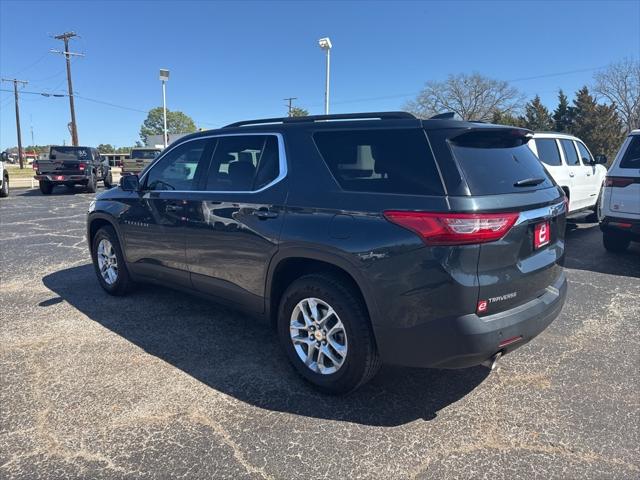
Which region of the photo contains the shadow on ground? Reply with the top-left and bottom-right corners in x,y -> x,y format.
43,264 -> 488,427
565,215 -> 640,278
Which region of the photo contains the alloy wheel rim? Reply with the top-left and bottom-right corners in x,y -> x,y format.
289,297 -> 348,375
96,239 -> 118,285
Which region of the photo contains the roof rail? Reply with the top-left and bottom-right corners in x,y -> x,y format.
223,111 -> 416,128
429,112 -> 456,120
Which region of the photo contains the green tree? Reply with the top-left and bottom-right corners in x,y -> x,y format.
491,110 -> 525,127
523,95 -> 554,131
571,86 -> 625,163
139,107 -> 197,144
553,89 -> 572,133
97,144 -> 115,153
289,106 -> 309,117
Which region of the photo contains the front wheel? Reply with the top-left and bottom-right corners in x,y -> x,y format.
0,175 -> 8,197
277,274 -> 381,395
92,226 -> 135,295
603,231 -> 630,253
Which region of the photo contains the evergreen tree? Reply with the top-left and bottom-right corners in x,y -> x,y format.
571,86 -> 624,163
552,89 -> 572,133
523,95 -> 554,131
491,110 -> 525,127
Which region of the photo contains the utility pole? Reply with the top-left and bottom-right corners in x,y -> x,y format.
284,97 -> 298,116
1,78 -> 28,169
51,31 -> 83,146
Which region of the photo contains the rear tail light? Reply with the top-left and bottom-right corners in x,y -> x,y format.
384,211 -> 520,245
605,176 -> 634,188
79,163 -> 86,171
32,161 -> 38,170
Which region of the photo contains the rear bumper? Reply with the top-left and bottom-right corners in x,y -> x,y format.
35,174 -> 88,183
375,272 -> 567,369
600,216 -> 640,239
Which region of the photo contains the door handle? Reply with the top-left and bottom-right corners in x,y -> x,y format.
252,209 -> 278,219
568,172 -> 575,177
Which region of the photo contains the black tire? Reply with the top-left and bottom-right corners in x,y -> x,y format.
0,174 -> 8,197
277,273 -> 381,395
103,171 -> 113,189
86,172 -> 97,193
91,225 -> 135,295
39,181 -> 53,195
603,231 -> 630,253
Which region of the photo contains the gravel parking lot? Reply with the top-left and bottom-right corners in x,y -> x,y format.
1,189 -> 639,479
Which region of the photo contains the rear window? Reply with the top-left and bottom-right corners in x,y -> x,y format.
450,130 -> 555,195
534,138 -> 562,166
131,149 -> 160,159
620,135 -> 640,169
50,146 -> 91,160
313,129 -> 444,196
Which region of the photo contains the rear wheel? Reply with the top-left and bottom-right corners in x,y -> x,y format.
0,174 -> 8,197
277,274 -> 381,395
603,231 -> 630,253
86,172 -> 97,193
103,171 -> 113,189
91,226 -> 134,295
39,181 -> 53,195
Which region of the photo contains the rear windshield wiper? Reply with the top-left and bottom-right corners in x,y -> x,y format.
513,177 -> 545,187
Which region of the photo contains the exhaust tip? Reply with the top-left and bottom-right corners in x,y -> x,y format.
481,351 -> 502,370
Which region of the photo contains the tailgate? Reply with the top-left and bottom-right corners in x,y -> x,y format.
608,181 -> 640,215
476,200 -> 566,315
123,159 -> 148,172
37,159 -> 84,175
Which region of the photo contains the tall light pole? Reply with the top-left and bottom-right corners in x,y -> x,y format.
318,37 -> 332,115
52,31 -> 83,146
159,69 -> 170,147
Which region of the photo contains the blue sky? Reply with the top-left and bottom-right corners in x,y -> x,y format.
1,0 -> 639,149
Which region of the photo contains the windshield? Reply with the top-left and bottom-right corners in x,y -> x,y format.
50,146 -> 91,160
131,149 -> 160,159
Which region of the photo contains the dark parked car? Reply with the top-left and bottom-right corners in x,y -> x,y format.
87,112 -> 568,394
35,146 -> 112,194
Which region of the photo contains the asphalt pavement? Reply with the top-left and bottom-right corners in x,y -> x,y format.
1,188 -> 639,479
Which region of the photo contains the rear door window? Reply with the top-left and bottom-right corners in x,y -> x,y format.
576,142 -> 594,165
313,129 -> 444,195
449,129 -> 555,195
620,135 -> 640,169
560,139 -> 581,165
205,135 -> 280,192
534,138 -> 562,166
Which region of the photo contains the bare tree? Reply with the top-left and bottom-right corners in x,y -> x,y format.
594,58 -> 640,133
405,73 -> 524,121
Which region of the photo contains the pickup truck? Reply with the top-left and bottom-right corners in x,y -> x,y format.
528,132 -> 608,215
122,147 -> 161,175
34,146 -> 113,194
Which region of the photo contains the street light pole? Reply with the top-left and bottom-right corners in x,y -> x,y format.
159,69 -> 170,148
318,37 -> 332,115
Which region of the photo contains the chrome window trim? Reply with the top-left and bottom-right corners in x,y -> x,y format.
138,132 -> 287,194
515,200 -> 566,225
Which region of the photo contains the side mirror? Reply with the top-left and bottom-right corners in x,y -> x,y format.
120,174 -> 140,191
0,152 -> 8,162
594,154 -> 607,165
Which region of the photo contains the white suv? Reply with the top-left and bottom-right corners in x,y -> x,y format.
0,153 -> 9,198
528,132 -> 607,215
599,129 -> 640,252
